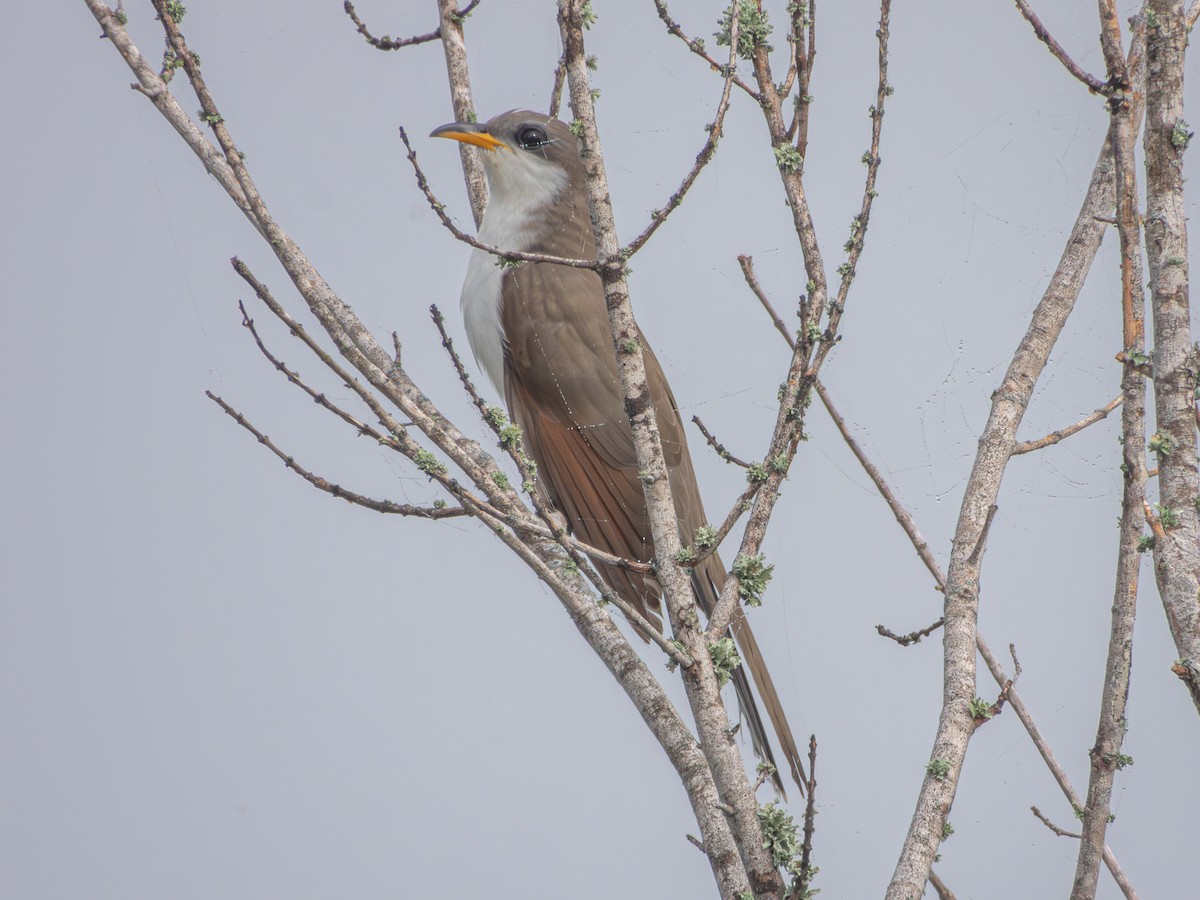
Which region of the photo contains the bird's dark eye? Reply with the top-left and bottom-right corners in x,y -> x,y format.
517,125 -> 549,150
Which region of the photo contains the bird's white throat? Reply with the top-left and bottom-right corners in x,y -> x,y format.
460,148 -> 569,395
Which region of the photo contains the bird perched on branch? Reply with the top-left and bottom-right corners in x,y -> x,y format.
432,109 -> 803,797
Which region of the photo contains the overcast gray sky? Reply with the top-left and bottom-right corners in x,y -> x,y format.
4,1 -> 1198,897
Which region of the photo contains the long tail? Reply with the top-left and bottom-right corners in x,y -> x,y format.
695,553 -> 806,799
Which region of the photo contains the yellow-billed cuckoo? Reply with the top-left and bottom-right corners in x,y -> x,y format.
432,110 -> 802,796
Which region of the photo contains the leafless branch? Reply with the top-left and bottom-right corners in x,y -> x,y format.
621,41 -> 739,259
428,304 -> 494,419
927,869 -> 957,900
877,618 -> 945,647
426,306 -> 685,661
237,300 -> 401,445
399,127 -> 598,269
650,0 -> 761,101
816,380 -> 944,588
812,0 -> 891,373
690,482 -> 760,571
342,0 -> 482,51
739,255 -> 796,351
433,0 -> 487,225
1143,0 -> 1200,716
206,391 -> 464,518
548,55 -> 566,119
794,735 -> 819,897
783,0 -> 816,149
1097,0 -> 1130,91
1032,805 -> 1082,839
1070,13 -> 1147,895
749,260 -> 1136,897
1011,0 -> 1109,94
557,3 -> 770,894
1013,395 -> 1123,454
885,20 -> 1151,890
707,5 -> 894,733
692,415 -> 752,468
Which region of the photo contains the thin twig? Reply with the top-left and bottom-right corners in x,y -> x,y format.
89,8 -> 731,885
689,482 -> 760,570
785,0 -> 817,152
650,0 -> 760,101
927,869 -> 957,900
429,304 -> 492,420
816,380 -> 944,588
206,392 -> 465,518
1011,0 -> 1109,94
739,255 -> 796,351
399,127 -> 598,269
811,0 -> 891,373
1069,17 -> 1146,890
427,308 -> 685,661
1013,395 -> 1123,454
621,42 -> 739,259
1032,806 -> 1082,839
237,301 -> 403,447
692,415 -> 752,468
877,618 -> 945,647
548,55 -> 566,119
342,0 -> 482,51
794,736 -> 819,895
759,287 -> 1130,895
434,0 -> 487,226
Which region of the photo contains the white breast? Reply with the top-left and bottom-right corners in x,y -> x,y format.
459,148 -> 568,396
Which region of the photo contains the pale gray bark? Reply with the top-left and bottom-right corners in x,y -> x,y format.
1144,0 -> 1200,715
554,4 -> 782,897
81,3 -> 755,895
1070,20 -> 1146,894
884,31 -> 1147,900
435,0 -> 488,227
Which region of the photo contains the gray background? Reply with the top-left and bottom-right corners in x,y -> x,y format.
4,1 -> 1198,897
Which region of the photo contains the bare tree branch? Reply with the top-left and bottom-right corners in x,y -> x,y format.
435,0 -> 488,225
1032,806 -> 1083,839
399,127 -> 598,269
555,2 -> 781,895
548,54 -> 566,119
877,618 -> 945,647
206,391 -> 465,518
927,868 -> 958,900
816,380 -> 945,589
651,0 -> 761,101
1069,11 -> 1147,896
794,735 -> 820,898
1013,396 -> 1123,454
813,0 -> 891,371
784,0 -> 816,151
692,415 -> 753,469
621,55 -> 738,259
753,287 -> 1136,897
885,16 -> 1150,893
342,1 -> 482,51
739,254 -> 796,351
1011,0 -> 1109,93
1143,0 -> 1200,715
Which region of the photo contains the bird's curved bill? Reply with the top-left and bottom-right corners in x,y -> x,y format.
429,122 -> 508,152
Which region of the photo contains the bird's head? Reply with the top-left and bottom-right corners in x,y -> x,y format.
431,110 -> 581,212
